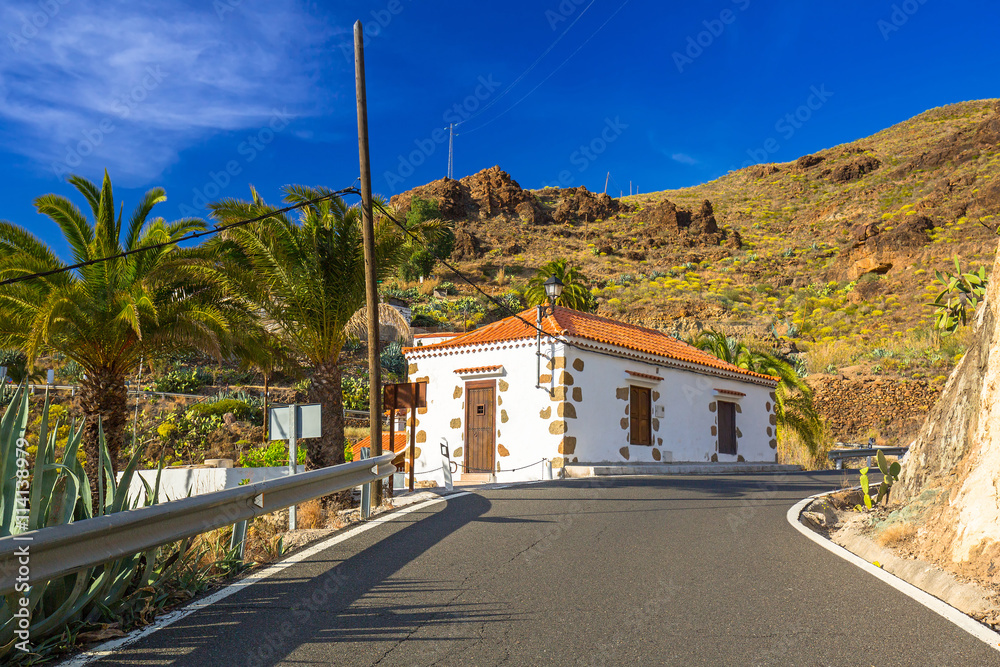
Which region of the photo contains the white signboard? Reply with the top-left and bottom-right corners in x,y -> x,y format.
268,404 -> 322,441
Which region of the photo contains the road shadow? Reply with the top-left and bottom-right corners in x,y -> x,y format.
94,493 -> 494,667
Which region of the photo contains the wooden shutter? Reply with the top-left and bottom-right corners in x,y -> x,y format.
629,386 -> 652,446
718,401 -> 737,455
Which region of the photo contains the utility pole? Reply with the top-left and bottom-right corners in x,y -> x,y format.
604,172 -> 610,195
355,20 -> 383,506
447,123 -> 455,179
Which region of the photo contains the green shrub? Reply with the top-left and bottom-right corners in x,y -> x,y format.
153,368 -> 211,393
187,399 -> 258,423
239,441 -> 307,467
342,375 -> 370,411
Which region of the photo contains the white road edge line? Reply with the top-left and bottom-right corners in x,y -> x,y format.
60,491 -> 473,666
787,491 -> 1000,652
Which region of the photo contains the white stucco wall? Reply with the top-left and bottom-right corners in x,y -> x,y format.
405,338 -> 566,484
406,336 -> 778,482
563,347 -> 777,465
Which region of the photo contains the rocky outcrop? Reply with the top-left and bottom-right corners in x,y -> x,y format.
828,155 -> 881,183
390,166 -> 550,224
632,199 -> 741,250
807,374 -> 941,445
895,242 -> 1000,568
839,215 -> 935,280
550,186 -> 629,224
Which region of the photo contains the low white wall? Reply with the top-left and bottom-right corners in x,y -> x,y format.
124,465 -> 305,506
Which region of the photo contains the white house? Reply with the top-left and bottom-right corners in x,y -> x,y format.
402,306 -> 781,484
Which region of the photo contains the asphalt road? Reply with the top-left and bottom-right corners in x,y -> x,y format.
92,473 -> 999,666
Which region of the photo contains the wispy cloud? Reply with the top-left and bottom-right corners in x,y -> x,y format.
0,1 -> 335,184
671,152 -> 698,165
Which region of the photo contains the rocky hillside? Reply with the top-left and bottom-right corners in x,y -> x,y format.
390,100 -> 1000,444
893,242 -> 1000,594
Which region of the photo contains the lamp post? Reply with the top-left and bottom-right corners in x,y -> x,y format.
536,275 -> 564,393
543,275 -> 564,314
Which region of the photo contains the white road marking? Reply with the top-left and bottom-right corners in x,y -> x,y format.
787,491 -> 1000,652
60,492 -> 472,666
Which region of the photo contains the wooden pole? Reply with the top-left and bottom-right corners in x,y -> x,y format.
408,399 -> 416,492
386,385 -> 395,498
355,20 -> 382,506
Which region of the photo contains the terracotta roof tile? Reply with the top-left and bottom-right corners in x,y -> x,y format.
406,306 -> 779,385
715,388 -> 747,397
352,432 -> 408,461
453,365 -> 503,375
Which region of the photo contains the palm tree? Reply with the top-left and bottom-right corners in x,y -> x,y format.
525,259 -> 592,311
209,186 -> 419,473
0,172 -> 254,486
689,330 -> 824,457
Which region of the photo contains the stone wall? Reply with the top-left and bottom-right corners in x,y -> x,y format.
807,375 -> 941,446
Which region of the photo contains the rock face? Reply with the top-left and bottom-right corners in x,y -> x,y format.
896,242 -> 1000,567
807,375 -> 941,445
840,215 -> 935,280
390,166 -> 550,224
632,199 -> 741,250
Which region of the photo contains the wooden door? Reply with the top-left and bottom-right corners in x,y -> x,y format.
718,401 -> 737,455
629,386 -> 651,446
464,381 -> 496,473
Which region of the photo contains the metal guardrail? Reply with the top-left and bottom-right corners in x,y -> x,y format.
828,446 -> 908,470
0,454 -> 395,595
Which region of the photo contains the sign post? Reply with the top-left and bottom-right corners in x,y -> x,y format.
268,403 -> 322,530
383,382 -> 427,493
440,439 -> 453,492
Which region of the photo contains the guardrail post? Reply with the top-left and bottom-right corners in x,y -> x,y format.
230,519 -> 248,560
360,447 -> 372,519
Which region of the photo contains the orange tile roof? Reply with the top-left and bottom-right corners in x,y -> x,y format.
453,365 -> 503,375
715,388 -> 747,397
405,306 -> 779,385
414,332 -> 462,339
352,432 -> 408,462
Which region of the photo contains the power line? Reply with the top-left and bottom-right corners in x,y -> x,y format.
0,187 -> 361,288
460,0 -> 632,135
455,0 -> 599,129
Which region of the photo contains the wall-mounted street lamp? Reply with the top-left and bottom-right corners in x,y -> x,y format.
536,275 -> 564,393
543,275 -> 564,314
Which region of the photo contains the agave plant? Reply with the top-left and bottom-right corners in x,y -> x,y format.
0,386 -> 239,661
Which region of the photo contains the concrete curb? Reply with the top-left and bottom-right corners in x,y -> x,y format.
566,462 -> 802,477
788,491 -> 1000,653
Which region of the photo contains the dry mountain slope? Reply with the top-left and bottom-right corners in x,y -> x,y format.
390,100 -> 1000,444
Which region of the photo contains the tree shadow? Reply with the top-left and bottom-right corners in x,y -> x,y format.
94,493 -> 494,666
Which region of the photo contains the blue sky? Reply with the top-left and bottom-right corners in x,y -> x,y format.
2,0 -> 999,262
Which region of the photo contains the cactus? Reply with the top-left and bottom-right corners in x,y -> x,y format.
854,451 -> 902,511
857,467 -> 873,510
875,449 -> 902,505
